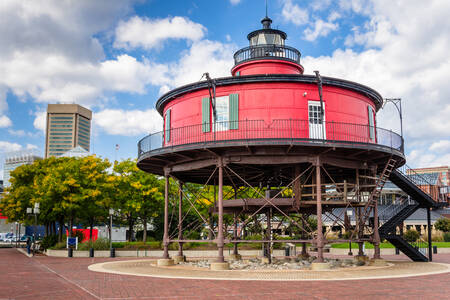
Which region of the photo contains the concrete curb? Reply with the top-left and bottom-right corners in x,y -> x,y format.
16,248 -> 33,258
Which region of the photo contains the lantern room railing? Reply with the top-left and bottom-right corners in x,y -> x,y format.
138,119 -> 403,157
234,44 -> 301,66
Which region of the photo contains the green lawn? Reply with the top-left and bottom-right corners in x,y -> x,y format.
331,242 -> 450,249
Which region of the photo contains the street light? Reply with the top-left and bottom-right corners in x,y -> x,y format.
383,98 -> 403,137
109,208 -> 115,258
27,203 -> 40,256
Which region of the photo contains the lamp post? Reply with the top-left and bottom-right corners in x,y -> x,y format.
109,208 -> 115,258
27,203 -> 40,256
383,98 -> 403,137
15,222 -> 18,248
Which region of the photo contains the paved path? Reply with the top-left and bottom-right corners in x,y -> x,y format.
1,248 -> 450,299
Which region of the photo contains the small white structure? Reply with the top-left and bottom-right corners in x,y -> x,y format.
96,226 -> 127,242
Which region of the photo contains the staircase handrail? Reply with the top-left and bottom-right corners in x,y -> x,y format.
379,197 -> 411,221
396,164 -> 435,187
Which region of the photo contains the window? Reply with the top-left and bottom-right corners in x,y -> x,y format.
368,106 -> 375,140
165,109 -> 171,142
51,116 -> 73,120
201,94 -> 239,133
214,96 -> 229,131
308,104 -> 323,124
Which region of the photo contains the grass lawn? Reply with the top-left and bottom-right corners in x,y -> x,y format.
331,242 -> 450,249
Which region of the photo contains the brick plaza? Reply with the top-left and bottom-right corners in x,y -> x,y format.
1,249 -> 449,299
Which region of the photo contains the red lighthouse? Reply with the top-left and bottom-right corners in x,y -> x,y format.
138,15 -> 435,269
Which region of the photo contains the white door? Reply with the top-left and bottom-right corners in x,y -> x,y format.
308,101 -> 326,139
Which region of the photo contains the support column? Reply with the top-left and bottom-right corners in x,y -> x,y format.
315,158 -> 324,263
427,207 -> 433,262
211,157 -> 229,270
163,173 -> 170,259
266,208 -> 272,264
158,171 -> 174,266
373,196 -> 381,259
178,182 -> 184,257
217,157 -> 225,263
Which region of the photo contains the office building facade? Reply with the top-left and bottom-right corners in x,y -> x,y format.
45,104 -> 92,157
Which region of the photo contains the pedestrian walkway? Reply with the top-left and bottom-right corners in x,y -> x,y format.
1,248 -> 450,299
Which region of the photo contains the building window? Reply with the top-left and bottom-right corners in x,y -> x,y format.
165,109 -> 171,142
202,94 -> 239,133
368,106 -> 375,140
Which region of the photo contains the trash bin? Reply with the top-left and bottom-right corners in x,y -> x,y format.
285,245 -> 290,257
68,248 -> 73,257
395,248 -> 400,255
89,248 -> 94,257
110,248 -> 115,258
433,246 -> 437,254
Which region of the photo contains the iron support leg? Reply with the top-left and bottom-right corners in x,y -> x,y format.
315,158 -> 324,262
163,174 -> 170,259
427,207 -> 432,262
373,195 -> 381,259
233,213 -> 238,255
217,158 -> 225,262
178,182 -> 183,257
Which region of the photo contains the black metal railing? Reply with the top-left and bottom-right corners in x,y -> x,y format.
396,164 -> 443,202
138,119 -> 403,158
411,238 -> 428,256
379,197 -> 411,222
234,44 -> 301,65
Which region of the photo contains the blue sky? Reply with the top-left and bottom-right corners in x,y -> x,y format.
0,0 -> 449,179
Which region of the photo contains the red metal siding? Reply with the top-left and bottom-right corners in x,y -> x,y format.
231,60 -> 303,76
163,81 -> 377,146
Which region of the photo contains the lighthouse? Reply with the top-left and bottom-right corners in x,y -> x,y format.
138,15 -> 407,269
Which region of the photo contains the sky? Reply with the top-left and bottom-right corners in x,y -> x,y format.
0,0 -> 449,179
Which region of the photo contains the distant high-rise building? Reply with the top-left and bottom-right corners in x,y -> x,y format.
45,104 -> 92,158
3,150 -> 41,188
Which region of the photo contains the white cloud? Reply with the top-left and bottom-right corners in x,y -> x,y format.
429,140 -> 450,154
33,111 -> 46,132
94,109 -> 163,136
303,0 -> 450,167
0,115 -> 12,128
114,16 -> 206,50
8,129 -> 26,137
230,0 -> 241,5
0,141 -> 22,152
26,144 -> 38,150
311,0 -> 332,11
303,19 -> 339,41
167,40 -> 236,89
282,0 -> 309,26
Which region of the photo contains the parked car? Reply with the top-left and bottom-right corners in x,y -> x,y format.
20,235 -> 34,242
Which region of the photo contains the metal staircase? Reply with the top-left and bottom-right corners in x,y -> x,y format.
376,165 -> 440,262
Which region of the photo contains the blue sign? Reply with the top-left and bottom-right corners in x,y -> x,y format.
67,237 -> 78,249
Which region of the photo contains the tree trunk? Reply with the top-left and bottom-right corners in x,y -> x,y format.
143,216 -> 148,243
45,223 -> 49,237
58,218 -> 64,242
89,219 -> 94,241
69,216 -> 74,238
128,217 -> 134,242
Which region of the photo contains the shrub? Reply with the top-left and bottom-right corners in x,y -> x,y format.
41,234 -> 58,250
434,218 -> 450,233
50,241 -> 67,250
444,232 -> 450,243
78,238 -> 110,250
404,229 -> 420,242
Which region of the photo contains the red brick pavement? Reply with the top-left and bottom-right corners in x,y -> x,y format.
1,249 -> 450,300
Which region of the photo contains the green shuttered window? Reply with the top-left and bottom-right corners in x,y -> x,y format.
165,109 -> 171,142
202,97 -> 210,132
229,94 -> 239,130
368,106 -> 375,140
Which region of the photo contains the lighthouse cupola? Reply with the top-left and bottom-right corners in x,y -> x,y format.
232,15 -> 304,76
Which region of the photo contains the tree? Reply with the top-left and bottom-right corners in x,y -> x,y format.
434,217 -> 450,233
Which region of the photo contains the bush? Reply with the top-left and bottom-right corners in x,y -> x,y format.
435,218 -> 450,233
404,229 -> 420,242
78,238 -> 110,250
444,232 -> 450,243
50,241 -> 67,250
41,234 -> 58,250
